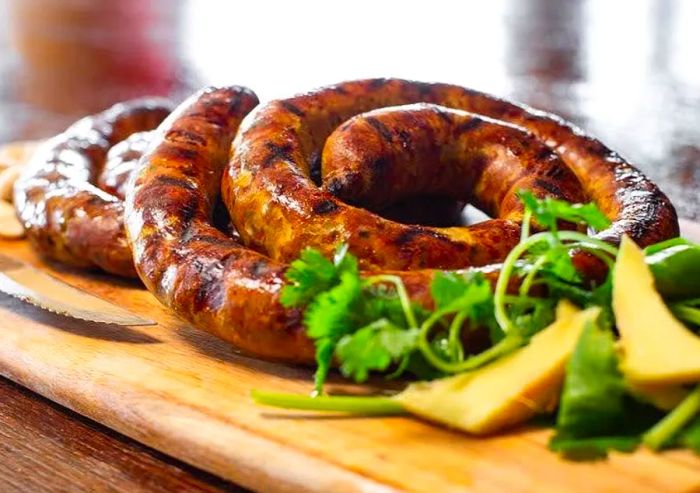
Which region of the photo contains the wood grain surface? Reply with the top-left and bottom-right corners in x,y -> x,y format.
0,378 -> 242,493
1,1 -> 699,490
0,229 -> 699,493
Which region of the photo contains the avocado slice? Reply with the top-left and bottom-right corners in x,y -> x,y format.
395,302 -> 600,435
614,236 -> 700,385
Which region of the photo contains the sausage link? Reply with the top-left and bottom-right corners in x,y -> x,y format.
14,99 -> 173,276
124,87 -> 450,362
321,103 -> 585,219
127,80 -> 678,364
225,79 -> 678,273
123,86 -> 320,361
98,130 -> 154,199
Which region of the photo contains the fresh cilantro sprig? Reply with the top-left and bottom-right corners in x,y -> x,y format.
281,245 -> 353,306
280,192 -> 620,394
258,190 -> 700,462
281,244 -> 362,393
281,246 -> 513,392
517,190 -> 611,237
494,191 -> 618,336
336,320 -> 419,383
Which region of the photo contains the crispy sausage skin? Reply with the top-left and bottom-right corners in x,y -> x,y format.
14,99 -> 173,276
98,130 -> 154,199
126,80 -> 678,364
124,86 -> 322,361
322,103 -> 585,215
226,79 -> 678,272
125,87 -> 440,362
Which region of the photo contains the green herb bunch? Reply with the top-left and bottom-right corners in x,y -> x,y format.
254,191 -> 700,460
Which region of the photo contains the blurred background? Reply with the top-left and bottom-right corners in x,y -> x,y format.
0,0 -> 698,218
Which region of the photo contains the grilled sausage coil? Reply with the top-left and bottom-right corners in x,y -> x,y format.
125,80 -> 678,363
125,86 -> 320,361
226,79 -> 678,271
14,99 -> 173,276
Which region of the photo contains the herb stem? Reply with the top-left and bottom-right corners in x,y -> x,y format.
671,304 -> 700,328
251,390 -> 406,415
569,244 -> 616,269
447,310 -> 468,361
521,209 -> 532,242
494,232 -> 551,334
643,385 -> 700,451
418,330 -> 522,373
671,298 -> 700,328
503,294 -> 547,305
365,274 -> 418,328
555,231 -> 619,256
414,305 -> 456,366
494,230 -> 618,335
519,255 -> 548,296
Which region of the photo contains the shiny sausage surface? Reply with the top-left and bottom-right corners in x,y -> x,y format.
126,80 -> 678,363
225,79 -> 678,273
126,86 -> 322,361
14,99 -> 173,276
98,130 -> 155,200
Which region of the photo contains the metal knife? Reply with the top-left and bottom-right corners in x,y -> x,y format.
0,253 -> 156,326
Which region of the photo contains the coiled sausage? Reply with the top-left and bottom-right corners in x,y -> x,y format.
14,99 -> 173,276
126,80 -> 678,363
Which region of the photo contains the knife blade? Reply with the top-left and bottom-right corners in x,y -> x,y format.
0,253 -> 156,326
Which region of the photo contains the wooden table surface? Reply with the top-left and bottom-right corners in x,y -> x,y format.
0,0 -> 698,491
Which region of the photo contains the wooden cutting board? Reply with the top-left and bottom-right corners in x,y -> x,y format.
0,220 -> 699,493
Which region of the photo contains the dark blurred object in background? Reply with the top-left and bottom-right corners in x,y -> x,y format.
0,0 -> 698,219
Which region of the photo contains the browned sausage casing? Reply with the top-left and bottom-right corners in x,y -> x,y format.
127,80 -> 678,363
98,130 -> 155,199
225,79 -> 678,271
14,99 -> 173,276
126,86 -> 327,362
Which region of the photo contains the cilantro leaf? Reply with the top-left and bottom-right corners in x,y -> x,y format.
336,319 -> 419,382
518,189 -> 611,232
282,246 -> 348,307
510,297 -> 556,338
539,245 -> 581,283
678,416 -> 700,453
403,350 -> 448,380
428,271 -> 500,359
304,269 -> 362,392
430,271 -> 495,323
359,285 -> 427,329
555,320 -> 626,436
284,245 -> 361,393
551,319 -> 662,459
549,435 -> 640,461
304,270 -> 361,339
431,271 -> 475,309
